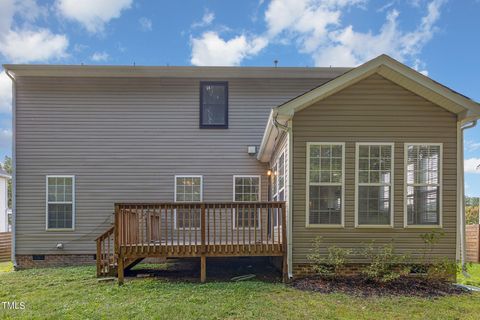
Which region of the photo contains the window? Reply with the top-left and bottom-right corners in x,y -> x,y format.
356,143 -> 394,227
306,143 -> 344,226
46,176 -> 75,230
405,144 -> 442,227
174,176 -> 202,229
200,82 -> 228,128
272,151 -> 286,227
233,176 -> 260,229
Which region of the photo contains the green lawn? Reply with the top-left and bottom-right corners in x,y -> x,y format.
0,265 -> 479,320
0,261 -> 13,273
458,263 -> 480,287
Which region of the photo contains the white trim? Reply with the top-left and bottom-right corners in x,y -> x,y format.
287,120 -> 293,278
174,175 -> 203,230
305,142 -> 345,228
45,175 -> 75,231
232,175 -> 261,230
354,143 -> 394,228
272,151 -> 286,229
403,143 -> 443,228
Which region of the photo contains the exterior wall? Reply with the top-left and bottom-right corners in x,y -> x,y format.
291,74 -> 458,266
0,177 -> 8,232
15,75 -> 342,256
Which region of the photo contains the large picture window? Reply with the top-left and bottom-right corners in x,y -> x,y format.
174,175 -> 202,229
200,82 -> 228,128
306,143 -> 344,226
46,175 -> 75,230
233,175 -> 260,229
356,143 -> 393,227
405,143 -> 442,226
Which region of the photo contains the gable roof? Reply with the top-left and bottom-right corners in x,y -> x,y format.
257,54 -> 480,162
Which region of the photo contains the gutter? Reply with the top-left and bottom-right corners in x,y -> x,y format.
458,119 -> 477,275
5,69 -> 16,268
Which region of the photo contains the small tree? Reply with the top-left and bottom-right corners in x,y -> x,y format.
2,156 -> 12,208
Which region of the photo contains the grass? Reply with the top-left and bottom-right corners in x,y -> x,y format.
457,263 -> 480,287
0,261 -> 13,273
0,265 -> 480,319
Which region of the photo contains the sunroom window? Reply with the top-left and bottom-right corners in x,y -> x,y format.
233,176 -> 260,229
356,144 -> 393,226
174,176 -> 202,229
405,144 -> 442,226
307,143 -> 344,226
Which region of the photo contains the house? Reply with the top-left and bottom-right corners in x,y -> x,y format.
0,167 -> 11,233
3,55 -> 480,282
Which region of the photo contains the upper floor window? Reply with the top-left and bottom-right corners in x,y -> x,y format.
200,82 -> 228,128
405,143 -> 442,227
46,175 -> 75,230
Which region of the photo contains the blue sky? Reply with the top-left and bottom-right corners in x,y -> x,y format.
0,0 -> 479,195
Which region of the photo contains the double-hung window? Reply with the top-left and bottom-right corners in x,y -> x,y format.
272,151 -> 286,227
46,175 -> 75,230
233,175 -> 260,229
356,143 -> 394,227
200,82 -> 228,128
174,175 -> 202,229
307,143 -> 344,226
405,143 -> 442,227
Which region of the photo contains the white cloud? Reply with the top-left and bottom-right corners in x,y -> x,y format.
190,32 -> 267,66
0,72 -> 12,114
55,0 -> 133,33
91,51 -> 109,62
0,29 -> 68,63
192,9 -> 215,28
0,0 -> 69,64
139,17 -> 152,31
465,158 -> 480,174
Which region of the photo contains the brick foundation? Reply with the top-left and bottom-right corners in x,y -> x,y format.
16,254 -> 96,269
293,263 -> 366,278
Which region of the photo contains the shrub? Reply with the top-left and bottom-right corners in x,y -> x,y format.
419,230 -> 445,264
360,242 -> 409,283
307,237 -> 351,278
427,258 -> 460,282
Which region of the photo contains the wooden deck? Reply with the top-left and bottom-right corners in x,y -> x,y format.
96,202 -> 286,284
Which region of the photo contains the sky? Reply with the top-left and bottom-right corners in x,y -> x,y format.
0,0 -> 479,195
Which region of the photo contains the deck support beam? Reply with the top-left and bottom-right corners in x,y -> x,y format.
200,254 -> 206,283
118,253 -> 124,285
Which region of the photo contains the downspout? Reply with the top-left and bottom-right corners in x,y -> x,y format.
5,69 -> 16,268
273,113 -> 293,278
459,119 -> 477,274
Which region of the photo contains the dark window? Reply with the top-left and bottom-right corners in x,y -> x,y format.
32,255 -> 45,261
200,82 -> 228,128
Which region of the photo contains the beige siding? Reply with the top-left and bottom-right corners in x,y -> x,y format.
292,74 -> 458,264
15,75 -> 340,254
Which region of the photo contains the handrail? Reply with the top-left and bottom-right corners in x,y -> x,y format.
96,226 -> 116,277
114,202 -> 286,256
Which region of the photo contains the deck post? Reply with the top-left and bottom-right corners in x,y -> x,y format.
96,238 -> 101,277
200,203 -> 207,283
118,251 -> 125,285
281,202 -> 288,283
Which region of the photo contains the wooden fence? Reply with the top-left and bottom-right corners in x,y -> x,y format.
466,224 -> 480,263
0,232 -> 11,262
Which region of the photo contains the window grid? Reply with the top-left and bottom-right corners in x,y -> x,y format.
307,143 -> 344,226
356,143 -> 393,227
174,176 -> 202,230
404,144 -> 442,227
272,151 -> 286,227
233,175 -> 261,229
46,176 -> 74,230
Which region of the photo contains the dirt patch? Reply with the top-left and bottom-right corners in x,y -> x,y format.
292,276 -> 469,297
127,257 -> 282,282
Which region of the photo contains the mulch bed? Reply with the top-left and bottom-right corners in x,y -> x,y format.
292,276 -> 469,297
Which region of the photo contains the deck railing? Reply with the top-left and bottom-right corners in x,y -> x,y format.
114,202 -> 286,257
